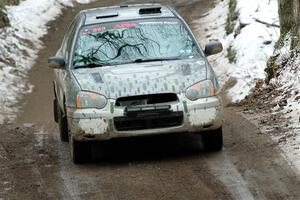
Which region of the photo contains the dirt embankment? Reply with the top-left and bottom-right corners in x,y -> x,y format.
236,80 -> 294,146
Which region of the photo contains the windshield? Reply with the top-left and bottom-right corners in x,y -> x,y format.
73,18 -> 201,67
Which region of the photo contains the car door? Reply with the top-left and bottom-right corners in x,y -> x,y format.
55,19 -> 78,110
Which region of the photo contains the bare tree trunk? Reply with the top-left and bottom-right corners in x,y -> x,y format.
295,0 -> 300,37
278,0 -> 300,38
266,0 -> 299,83
278,0 -> 294,35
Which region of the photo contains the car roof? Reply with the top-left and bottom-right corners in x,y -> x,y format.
80,4 -> 176,25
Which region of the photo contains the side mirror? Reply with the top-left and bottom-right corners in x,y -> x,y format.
204,41 -> 223,56
48,56 -> 66,69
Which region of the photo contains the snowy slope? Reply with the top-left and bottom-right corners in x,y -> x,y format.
196,0 -> 280,102
270,35 -> 300,170
0,0 -> 93,123
200,0 -> 300,173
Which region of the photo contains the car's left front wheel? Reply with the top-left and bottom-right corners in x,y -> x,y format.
201,127 -> 223,151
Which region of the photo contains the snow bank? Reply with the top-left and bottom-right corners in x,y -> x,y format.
198,0 -> 300,173
0,0 -> 93,123
196,0 -> 300,174
269,35 -> 300,170
196,0 -> 280,102
228,21 -> 279,101
194,0 -> 232,88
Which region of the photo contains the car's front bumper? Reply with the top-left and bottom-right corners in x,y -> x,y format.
67,94 -> 222,141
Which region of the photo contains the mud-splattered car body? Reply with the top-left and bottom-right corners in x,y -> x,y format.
49,4 -> 223,163
68,58 -> 222,138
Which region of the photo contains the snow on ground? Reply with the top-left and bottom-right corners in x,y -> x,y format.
198,0 -> 300,171
269,35 -> 300,170
194,0 -> 232,88
0,0 -> 93,123
194,0 -> 300,171
196,0 -> 280,102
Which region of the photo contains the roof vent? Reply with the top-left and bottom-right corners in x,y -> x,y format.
96,12 -> 118,19
139,7 -> 162,15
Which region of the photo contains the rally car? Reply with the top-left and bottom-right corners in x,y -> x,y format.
48,4 -> 223,163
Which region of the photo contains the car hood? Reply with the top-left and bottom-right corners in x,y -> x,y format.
72,58 -> 208,99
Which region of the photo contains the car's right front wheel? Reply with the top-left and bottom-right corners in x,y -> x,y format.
201,127 -> 223,151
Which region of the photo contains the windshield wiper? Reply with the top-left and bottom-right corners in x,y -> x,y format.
133,57 -> 182,63
73,63 -> 107,69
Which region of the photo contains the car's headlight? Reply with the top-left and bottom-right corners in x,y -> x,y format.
185,80 -> 215,101
76,91 -> 107,109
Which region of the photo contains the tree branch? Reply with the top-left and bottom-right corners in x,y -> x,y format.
255,18 -> 280,28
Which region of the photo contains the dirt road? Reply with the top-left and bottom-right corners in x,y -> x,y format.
1,0 -> 300,199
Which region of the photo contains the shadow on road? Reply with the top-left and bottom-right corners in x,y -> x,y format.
82,133 -> 211,164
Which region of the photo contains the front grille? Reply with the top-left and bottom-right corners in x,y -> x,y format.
115,93 -> 178,107
114,111 -> 184,131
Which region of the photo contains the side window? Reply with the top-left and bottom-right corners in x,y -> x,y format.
66,25 -> 77,59
61,20 -> 76,60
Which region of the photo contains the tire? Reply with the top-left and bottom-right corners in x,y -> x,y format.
70,136 -> 91,164
201,127 -> 223,151
53,99 -> 59,123
57,102 -> 69,142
